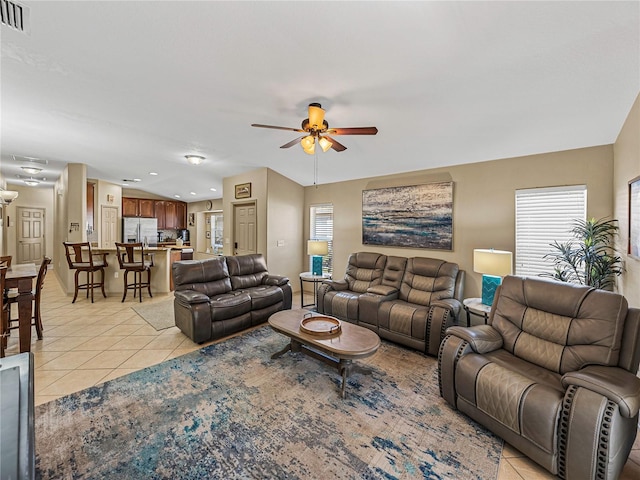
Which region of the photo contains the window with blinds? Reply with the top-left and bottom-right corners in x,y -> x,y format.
310,203 -> 333,274
515,185 -> 586,277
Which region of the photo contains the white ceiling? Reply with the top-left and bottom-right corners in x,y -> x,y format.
1,1 -> 638,201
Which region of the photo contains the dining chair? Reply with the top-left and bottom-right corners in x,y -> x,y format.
63,242 -> 108,303
0,255 -> 12,268
115,242 -> 154,302
4,257 -> 52,344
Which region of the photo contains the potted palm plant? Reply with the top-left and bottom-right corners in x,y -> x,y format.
543,217 -> 623,290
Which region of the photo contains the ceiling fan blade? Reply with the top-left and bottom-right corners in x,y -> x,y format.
324,135 -> 347,152
280,137 -> 304,149
251,124 -> 305,133
326,127 -> 378,136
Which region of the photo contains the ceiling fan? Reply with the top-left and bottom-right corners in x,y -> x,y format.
251,103 -> 378,154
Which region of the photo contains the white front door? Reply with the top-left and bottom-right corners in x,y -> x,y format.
17,207 -> 45,264
233,202 -> 257,256
101,205 -> 119,248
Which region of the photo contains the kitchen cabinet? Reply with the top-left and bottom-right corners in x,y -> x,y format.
155,201 -> 166,229
123,197 -> 186,227
177,202 -> 187,229
122,197 -> 155,217
165,201 -> 178,229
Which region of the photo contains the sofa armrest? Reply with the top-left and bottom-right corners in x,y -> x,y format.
432,298 -> 462,318
174,290 -> 210,305
445,325 -> 503,354
322,279 -> 348,291
263,275 -> 289,286
366,285 -> 398,297
562,366 -> 640,418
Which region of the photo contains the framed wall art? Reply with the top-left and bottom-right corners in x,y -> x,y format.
362,181 -> 453,250
629,176 -> 640,258
235,182 -> 251,199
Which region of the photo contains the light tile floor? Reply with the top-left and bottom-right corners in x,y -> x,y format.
3,273 -> 640,479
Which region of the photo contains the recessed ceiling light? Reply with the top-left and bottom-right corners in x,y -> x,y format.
185,155 -> 205,165
210,188 -> 217,192
24,178 -> 40,186
133,178 -> 141,182
122,183 -> 129,186
174,194 -> 181,198
190,192 -> 197,196
149,172 -> 158,176
21,166 -> 43,175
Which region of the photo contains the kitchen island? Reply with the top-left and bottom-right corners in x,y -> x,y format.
94,245 -> 191,295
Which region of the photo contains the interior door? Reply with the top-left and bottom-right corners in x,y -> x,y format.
233,202 -> 257,256
17,207 -> 45,264
101,206 -> 119,248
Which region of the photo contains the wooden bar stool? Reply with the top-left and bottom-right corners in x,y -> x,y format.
63,242 -> 108,303
115,242 -> 154,302
0,266 -> 7,357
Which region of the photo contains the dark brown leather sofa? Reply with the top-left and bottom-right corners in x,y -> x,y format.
317,252 -> 464,356
172,254 -> 292,343
438,275 -> 640,480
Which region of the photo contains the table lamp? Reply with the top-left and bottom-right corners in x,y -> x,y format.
473,249 -> 513,305
307,240 -> 328,276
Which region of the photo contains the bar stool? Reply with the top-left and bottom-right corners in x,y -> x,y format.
4,257 -> 51,345
0,266 -> 7,357
115,242 -> 154,302
63,242 -> 108,303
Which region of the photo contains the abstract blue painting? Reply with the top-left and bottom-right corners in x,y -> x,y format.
362,182 -> 453,249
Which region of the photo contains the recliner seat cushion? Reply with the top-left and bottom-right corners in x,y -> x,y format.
244,285 -> 284,310
210,291 -> 252,321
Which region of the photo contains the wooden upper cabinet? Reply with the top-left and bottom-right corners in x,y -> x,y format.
139,199 -> 155,218
165,201 -> 178,229
122,197 -> 139,217
123,197 -> 186,227
176,202 -> 187,229
155,201 -> 166,229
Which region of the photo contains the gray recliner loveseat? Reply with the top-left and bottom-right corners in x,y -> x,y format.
317,252 -> 464,356
172,254 -> 292,343
438,275 -> 640,479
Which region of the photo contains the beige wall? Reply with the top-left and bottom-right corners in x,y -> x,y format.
266,169 -> 305,286
187,198 -> 223,258
305,145 -> 614,299
222,168 -> 304,285
614,93 -> 640,308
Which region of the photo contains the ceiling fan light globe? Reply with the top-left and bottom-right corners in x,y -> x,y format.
318,136 -> 332,152
301,135 -> 316,154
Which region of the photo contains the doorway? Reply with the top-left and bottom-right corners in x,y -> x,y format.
101,205 -> 119,248
16,207 -> 45,264
233,202 -> 257,256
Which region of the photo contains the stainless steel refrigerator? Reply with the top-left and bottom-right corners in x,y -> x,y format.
122,217 -> 158,246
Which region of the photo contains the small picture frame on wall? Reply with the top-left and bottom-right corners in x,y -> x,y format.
235,182 -> 251,199
188,213 -> 195,226
629,175 -> 640,258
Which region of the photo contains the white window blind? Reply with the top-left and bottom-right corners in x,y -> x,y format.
310,203 -> 333,274
515,185 -> 586,277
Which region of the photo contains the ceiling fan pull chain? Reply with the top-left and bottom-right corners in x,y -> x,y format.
314,149 -> 319,188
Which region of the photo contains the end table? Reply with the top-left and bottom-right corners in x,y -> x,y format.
299,272 -> 331,309
462,297 -> 491,327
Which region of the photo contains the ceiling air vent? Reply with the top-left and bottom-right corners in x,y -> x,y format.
1,0 -> 30,34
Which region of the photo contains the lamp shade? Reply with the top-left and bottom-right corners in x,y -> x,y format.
307,104 -> 325,129
0,190 -> 19,204
473,249 -> 513,276
307,240 -> 328,256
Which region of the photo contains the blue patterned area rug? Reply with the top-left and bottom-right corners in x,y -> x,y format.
35,326 -> 502,479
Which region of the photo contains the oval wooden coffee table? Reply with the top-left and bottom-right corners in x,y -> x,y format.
268,310 -> 381,398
